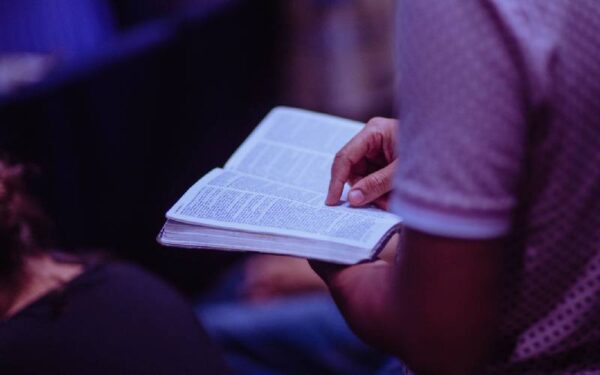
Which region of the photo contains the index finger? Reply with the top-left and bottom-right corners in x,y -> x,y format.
325,128 -> 373,205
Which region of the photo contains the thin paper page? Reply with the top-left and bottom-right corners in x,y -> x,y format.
159,220 -> 371,264
224,107 -> 362,193
167,168 -> 400,248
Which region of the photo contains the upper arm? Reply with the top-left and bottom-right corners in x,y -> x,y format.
328,1 -> 533,372
392,228 -> 505,373
389,5 -> 527,367
390,4 -> 523,366
394,0 -> 530,240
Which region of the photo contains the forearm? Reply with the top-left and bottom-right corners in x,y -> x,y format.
322,231 -> 503,374
327,264 -> 497,374
325,260 -> 400,351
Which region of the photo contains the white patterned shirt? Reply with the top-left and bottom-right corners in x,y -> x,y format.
391,0 -> 600,373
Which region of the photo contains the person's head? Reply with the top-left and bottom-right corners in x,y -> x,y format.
0,159 -> 50,282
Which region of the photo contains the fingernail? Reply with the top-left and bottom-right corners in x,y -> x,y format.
348,189 -> 364,205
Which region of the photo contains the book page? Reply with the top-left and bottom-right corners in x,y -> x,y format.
224,107 -> 362,194
167,168 -> 401,249
159,220 -> 373,264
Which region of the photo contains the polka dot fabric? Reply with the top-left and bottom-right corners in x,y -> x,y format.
391,0 -> 600,373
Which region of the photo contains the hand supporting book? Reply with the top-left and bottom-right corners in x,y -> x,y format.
158,107 -> 402,264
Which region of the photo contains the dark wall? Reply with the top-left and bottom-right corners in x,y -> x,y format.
0,0 -> 280,292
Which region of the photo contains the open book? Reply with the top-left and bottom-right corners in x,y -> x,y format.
158,107 -> 402,264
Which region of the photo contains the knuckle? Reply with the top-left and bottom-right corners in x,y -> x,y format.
366,117 -> 382,126
370,173 -> 386,190
354,126 -> 374,141
364,173 -> 388,195
366,117 -> 387,129
333,151 -> 349,165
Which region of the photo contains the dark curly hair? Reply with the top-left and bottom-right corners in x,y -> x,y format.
0,160 -> 51,279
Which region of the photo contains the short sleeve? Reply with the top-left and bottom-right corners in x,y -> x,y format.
391,0 -> 530,239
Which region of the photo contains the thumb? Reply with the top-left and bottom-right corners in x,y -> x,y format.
348,161 -> 397,206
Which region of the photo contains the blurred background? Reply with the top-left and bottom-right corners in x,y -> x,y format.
0,0 -> 396,296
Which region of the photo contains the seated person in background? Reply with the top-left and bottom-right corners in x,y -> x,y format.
314,1 -> 600,374
0,159 -> 227,374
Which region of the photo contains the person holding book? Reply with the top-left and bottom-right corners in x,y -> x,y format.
316,1 -> 600,374
0,159 -> 227,374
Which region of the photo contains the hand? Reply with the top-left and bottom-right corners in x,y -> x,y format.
326,117 -> 399,209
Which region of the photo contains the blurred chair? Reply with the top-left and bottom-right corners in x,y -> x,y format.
281,0 -> 396,120
0,0 -> 116,59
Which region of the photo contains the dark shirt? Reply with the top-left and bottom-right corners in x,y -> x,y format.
0,262 -> 228,374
